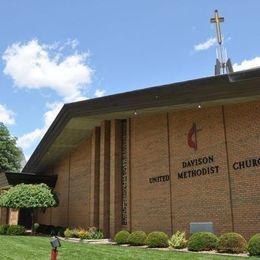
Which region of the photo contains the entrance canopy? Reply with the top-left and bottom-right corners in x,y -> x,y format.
0,172 -> 57,190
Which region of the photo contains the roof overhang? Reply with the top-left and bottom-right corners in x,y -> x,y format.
0,172 -> 57,189
23,68 -> 260,173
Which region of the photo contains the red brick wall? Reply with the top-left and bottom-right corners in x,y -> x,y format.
129,101 -> 259,238
224,101 -> 260,238
50,155 -> 70,227
36,100 -> 260,239
168,106 -> 233,236
68,137 -> 92,228
130,114 -> 172,234
37,137 -> 92,229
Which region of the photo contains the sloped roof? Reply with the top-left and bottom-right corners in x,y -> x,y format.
23,68 -> 260,173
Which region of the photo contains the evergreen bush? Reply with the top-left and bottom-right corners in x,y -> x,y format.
187,232 -> 219,251
168,231 -> 187,249
0,224 -> 9,235
128,231 -> 147,246
114,230 -> 130,244
51,226 -> 66,236
146,231 -> 169,248
217,232 -> 247,254
6,225 -> 26,235
37,224 -> 52,234
57,227 -> 66,237
37,224 -> 66,235
248,233 -> 260,256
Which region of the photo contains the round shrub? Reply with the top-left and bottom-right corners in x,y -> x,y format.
128,231 -> 147,246
6,225 -> 26,235
33,223 -> 40,232
114,230 -> 130,244
217,232 -> 247,254
146,231 -> 169,248
0,224 -> 9,235
64,228 -> 73,238
248,233 -> 260,256
187,232 -> 219,251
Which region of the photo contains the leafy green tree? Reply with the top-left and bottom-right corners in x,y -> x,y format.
0,122 -> 22,172
0,183 -> 59,231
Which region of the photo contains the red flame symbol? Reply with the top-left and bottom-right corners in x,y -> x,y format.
188,123 -> 197,150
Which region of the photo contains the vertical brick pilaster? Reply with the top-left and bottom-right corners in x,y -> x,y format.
90,127 -> 100,227
99,121 -> 111,237
67,153 -> 71,227
9,209 -> 19,225
110,120 -> 122,237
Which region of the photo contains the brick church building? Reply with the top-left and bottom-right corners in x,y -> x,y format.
0,68 -> 260,239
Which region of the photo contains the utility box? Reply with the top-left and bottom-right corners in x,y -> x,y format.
190,222 -> 214,234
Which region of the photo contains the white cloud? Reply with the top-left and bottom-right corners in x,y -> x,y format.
233,57 -> 260,72
94,89 -> 106,98
194,37 -> 217,51
3,39 -> 93,102
3,39 -> 106,159
17,128 -> 44,150
17,102 -> 63,150
44,102 -> 64,126
0,104 -> 15,125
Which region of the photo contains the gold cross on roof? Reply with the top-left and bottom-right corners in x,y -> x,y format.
210,9 -> 224,44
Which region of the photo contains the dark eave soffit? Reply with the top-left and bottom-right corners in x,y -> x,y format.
0,172 -> 57,189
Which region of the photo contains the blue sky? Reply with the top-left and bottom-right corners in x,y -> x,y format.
0,1 -> 259,160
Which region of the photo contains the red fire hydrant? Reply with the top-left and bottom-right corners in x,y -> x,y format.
51,248 -> 58,260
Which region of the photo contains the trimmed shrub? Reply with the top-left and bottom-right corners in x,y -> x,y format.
37,224 -> 54,235
248,233 -> 260,256
57,227 -> 66,237
128,231 -> 147,246
188,232 -> 219,251
33,223 -> 40,232
217,232 -> 247,254
64,228 -> 73,238
6,225 -> 26,235
51,226 -> 66,237
168,231 -> 187,249
0,224 -> 9,235
146,231 -> 169,248
114,230 -> 130,244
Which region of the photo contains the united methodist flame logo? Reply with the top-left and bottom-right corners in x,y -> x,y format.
187,123 -> 201,150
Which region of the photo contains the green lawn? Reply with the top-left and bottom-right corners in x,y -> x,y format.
0,235 -> 255,260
